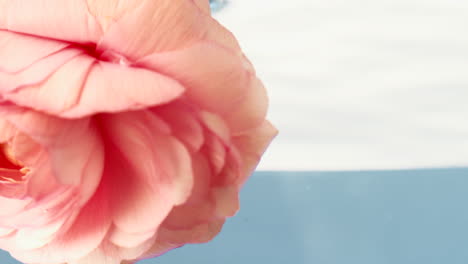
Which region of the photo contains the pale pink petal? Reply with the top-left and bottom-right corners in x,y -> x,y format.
191,0 -> 211,14
108,226 -> 156,249
233,121 -> 278,180
0,227 -> 14,237
162,201 -> 215,231
224,78 -> 269,135
96,0 -> 208,59
0,195 -> 32,217
69,235 -> 156,264
3,52 -> 185,117
138,43 -> 253,113
0,186 -> 78,228
198,111 -> 231,144
3,54 -> 95,114
0,118 -> 15,142
212,186 -> 239,218
59,61 -> 186,118
138,220 -> 225,260
10,132 -> 43,167
100,111 -> 193,233
0,48 -> 82,93
0,0 -> 103,43
1,106 -> 105,205
153,102 -> 205,153
9,181 -> 111,264
0,30 -> 69,73
0,172 -> 27,198
10,217 -> 71,251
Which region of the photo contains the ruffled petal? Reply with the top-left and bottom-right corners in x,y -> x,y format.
9,180 -> 111,264
191,0 -> 211,14
100,111 -> 193,233
0,106 -> 105,207
69,234 -> 156,264
153,102 -> 205,153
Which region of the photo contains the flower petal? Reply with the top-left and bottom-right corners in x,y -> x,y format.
9,179 -> 111,264
138,43 -> 253,113
100,111 -> 193,233
0,0 -> 102,43
3,52 -> 186,117
233,120 -> 278,180
0,106 -> 105,208
224,78 -> 269,135
153,102 -> 205,153
96,0 -> 208,59
0,30 -> 68,73
108,226 -> 156,249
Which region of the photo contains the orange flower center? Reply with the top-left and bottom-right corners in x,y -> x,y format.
0,143 -> 28,183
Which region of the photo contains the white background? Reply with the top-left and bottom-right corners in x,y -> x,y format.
214,0 -> 468,171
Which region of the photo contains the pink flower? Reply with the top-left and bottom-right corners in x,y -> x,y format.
0,1 -> 277,264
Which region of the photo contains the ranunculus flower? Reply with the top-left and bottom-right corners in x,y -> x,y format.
0,1 -> 277,264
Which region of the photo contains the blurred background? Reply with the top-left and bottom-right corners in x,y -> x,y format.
2,0 -> 468,263
213,0 -> 468,171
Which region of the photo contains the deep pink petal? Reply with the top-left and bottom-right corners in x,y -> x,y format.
100,111 -> 193,233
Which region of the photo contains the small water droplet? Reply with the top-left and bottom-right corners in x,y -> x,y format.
210,0 -> 229,13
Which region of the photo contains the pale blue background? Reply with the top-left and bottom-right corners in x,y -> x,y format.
2,168 -> 468,264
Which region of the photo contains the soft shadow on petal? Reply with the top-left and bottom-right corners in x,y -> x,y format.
99,111 -> 193,234
153,102 -> 205,153
9,176 -> 111,264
